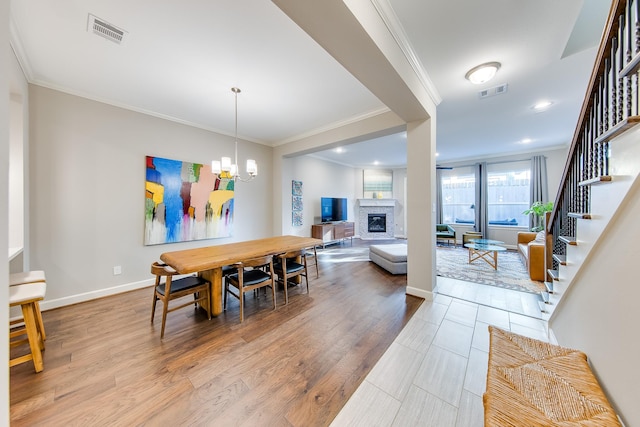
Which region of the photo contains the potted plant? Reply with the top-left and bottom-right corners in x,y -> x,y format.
523,201 -> 553,232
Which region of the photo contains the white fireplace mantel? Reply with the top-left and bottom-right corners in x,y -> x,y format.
357,199 -> 397,239
356,199 -> 397,207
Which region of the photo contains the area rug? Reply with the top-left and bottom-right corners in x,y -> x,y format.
437,246 -> 545,294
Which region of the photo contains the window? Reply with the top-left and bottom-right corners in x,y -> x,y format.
487,161 -> 530,227
441,166 -> 475,224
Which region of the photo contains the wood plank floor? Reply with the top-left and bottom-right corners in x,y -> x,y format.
10,239 -> 421,426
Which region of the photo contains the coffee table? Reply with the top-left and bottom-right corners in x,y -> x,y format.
464,242 -> 507,270
469,238 -> 504,245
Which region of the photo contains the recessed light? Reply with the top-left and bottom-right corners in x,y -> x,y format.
520,138 -> 532,144
335,147 -> 344,153
436,152 -> 440,157
373,161 -> 380,166
533,101 -> 553,111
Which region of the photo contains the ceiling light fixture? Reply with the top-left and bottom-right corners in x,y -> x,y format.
212,87 -> 257,182
521,138 -> 532,144
465,62 -> 501,85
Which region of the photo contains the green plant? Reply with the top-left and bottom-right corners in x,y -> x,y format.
522,201 -> 553,232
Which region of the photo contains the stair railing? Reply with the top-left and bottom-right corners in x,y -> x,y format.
547,0 -> 640,279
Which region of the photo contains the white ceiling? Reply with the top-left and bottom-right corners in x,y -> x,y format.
9,0 -> 611,167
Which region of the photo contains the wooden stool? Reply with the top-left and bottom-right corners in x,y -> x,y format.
9,282 -> 47,373
10,271 -> 47,341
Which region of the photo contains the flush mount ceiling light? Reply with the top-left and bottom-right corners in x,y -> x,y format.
465,62 -> 501,85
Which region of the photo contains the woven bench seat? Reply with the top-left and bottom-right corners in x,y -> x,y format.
484,326 -> 620,426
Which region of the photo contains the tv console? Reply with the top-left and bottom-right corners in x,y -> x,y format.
311,222 -> 354,247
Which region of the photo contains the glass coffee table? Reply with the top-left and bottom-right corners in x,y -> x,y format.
464,241 -> 507,270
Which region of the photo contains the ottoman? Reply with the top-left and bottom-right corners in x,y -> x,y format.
369,244 -> 407,274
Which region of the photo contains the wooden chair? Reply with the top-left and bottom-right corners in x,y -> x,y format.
10,282 -> 47,373
274,249 -> 309,304
10,271 -> 47,341
150,262 -> 211,339
224,255 -> 276,322
305,246 -> 319,279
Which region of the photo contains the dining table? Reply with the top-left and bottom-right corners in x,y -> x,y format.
159,235 -> 323,316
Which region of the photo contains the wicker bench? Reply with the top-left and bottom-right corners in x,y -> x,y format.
484,326 -> 621,426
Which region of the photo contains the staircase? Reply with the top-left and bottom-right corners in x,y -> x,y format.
537,0 -> 640,322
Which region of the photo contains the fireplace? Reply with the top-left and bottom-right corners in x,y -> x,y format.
357,199 -> 396,240
368,214 -> 387,232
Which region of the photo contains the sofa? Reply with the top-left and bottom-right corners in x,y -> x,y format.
517,231 -> 546,281
436,224 -> 456,246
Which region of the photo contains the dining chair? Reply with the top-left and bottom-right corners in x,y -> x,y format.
150,262 -> 211,339
274,249 -> 309,305
224,255 -> 276,323
305,246 -> 319,279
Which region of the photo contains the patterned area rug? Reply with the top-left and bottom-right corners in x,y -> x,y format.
437,246 -> 545,294
317,242 -> 545,294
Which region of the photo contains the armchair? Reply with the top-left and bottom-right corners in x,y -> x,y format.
436,224 -> 456,247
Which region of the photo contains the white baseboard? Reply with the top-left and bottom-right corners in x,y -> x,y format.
406,286 -> 433,300
39,278 -> 155,312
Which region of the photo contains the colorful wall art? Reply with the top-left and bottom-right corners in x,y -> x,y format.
145,156 -> 234,245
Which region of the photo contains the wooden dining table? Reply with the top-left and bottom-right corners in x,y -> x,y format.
159,235 -> 323,316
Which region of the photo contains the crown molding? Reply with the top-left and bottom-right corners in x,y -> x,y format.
370,0 -> 442,106
9,16 -> 34,82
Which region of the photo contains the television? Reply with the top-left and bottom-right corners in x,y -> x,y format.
321,197 -> 348,222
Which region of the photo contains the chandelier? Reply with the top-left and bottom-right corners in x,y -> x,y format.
211,87 -> 258,181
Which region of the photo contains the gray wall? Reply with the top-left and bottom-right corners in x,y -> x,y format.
29,86 -> 273,308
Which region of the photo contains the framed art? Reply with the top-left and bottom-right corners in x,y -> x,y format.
145,155 -> 234,245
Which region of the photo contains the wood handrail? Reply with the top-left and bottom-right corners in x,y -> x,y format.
548,0 -> 625,233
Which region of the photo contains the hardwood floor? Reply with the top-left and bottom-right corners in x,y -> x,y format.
9,239 -> 421,426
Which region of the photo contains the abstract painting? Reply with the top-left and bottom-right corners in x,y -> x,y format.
145,156 -> 234,245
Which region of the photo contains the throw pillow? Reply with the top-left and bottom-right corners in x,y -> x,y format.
534,230 -> 545,243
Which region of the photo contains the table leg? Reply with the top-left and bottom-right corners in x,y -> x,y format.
199,268 -> 223,316
468,249 -> 498,269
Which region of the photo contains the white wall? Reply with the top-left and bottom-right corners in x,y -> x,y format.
549,127 -> 640,426
29,86 -> 273,308
1,0 -> 10,421
280,156 -> 359,236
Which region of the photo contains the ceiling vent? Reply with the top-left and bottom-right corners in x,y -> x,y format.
478,83 -> 508,99
87,14 -> 127,45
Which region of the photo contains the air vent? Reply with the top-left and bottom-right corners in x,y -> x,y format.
478,83 -> 509,99
87,14 -> 127,45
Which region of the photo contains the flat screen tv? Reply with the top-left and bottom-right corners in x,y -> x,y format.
321,197 -> 348,222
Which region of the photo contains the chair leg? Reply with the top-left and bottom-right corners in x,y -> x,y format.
34,301 -> 46,341
283,276 -> 289,305
160,297 -> 169,339
150,294 -> 158,324
203,288 -> 211,320
313,247 -> 319,278
239,286 -> 244,323
271,281 -> 276,311
21,302 -> 44,373
224,281 -> 228,310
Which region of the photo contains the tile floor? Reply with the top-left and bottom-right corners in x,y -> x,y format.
330,277 -> 551,427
